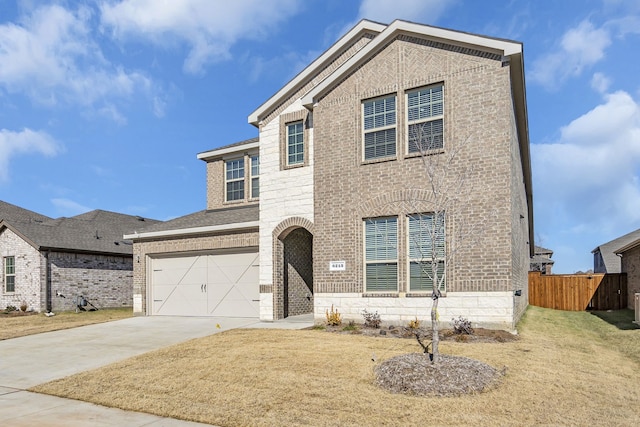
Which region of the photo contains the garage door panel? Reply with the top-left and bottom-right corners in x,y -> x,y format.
151,251 -> 259,318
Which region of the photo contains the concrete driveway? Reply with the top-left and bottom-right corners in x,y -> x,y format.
0,314 -> 313,426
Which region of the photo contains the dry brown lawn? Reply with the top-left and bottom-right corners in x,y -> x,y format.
0,308 -> 133,340
32,306 -> 640,427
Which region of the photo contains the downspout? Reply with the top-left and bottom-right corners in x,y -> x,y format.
45,251 -> 52,312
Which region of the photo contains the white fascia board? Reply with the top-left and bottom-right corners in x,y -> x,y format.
197,141 -> 260,161
302,20 -> 522,108
123,221 -> 259,240
247,19 -> 387,126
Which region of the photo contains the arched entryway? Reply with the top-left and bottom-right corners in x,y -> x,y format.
272,217 -> 314,319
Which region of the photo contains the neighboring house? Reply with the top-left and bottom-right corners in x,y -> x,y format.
126,19 -> 533,330
530,245 -> 554,274
0,200 -> 158,312
614,239 -> 640,310
592,228 -> 640,273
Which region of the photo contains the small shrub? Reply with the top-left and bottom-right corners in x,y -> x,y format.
408,317 -> 421,329
362,309 -> 381,329
311,324 -> 326,330
325,304 -> 342,326
342,320 -> 358,331
4,305 -> 17,313
452,316 -> 474,335
20,301 -> 28,312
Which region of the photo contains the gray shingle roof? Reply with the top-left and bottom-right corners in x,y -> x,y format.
132,205 -> 258,235
592,228 -> 640,273
0,200 -> 52,223
197,137 -> 259,158
0,206 -> 160,256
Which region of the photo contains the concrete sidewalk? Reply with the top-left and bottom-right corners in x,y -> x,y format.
0,315 -> 313,426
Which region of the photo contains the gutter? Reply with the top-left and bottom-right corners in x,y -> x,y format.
123,220 -> 260,240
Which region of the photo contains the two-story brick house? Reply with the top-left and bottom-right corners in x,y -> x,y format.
126,19 -> 533,330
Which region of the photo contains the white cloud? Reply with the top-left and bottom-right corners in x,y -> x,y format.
99,0 -> 302,74
532,90 -> 640,234
357,0 -> 455,24
531,20 -> 611,89
0,4 -> 158,119
591,72 -> 611,94
0,128 -> 61,182
51,198 -> 93,216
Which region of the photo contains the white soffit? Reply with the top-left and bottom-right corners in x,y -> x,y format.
247,19 -> 386,126
123,221 -> 259,240
301,19 -> 523,108
197,141 -> 260,160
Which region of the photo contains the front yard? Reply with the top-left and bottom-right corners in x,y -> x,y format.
30,306 -> 640,426
0,308 -> 133,340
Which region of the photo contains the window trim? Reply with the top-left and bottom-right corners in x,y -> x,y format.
4,256 -> 15,293
362,94 -> 397,162
224,157 -> 245,202
250,154 -> 260,200
363,216 -> 399,293
279,110 -> 309,170
286,120 -> 305,166
405,83 -> 444,155
407,213 -> 446,293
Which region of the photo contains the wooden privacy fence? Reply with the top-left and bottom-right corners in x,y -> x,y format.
528,272 -> 627,311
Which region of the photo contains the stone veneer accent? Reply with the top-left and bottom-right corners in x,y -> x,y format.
132,230 -> 258,315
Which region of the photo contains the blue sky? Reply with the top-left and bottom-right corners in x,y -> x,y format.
1,0 -> 639,273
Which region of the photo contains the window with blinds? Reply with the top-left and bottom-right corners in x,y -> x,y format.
364,217 -> 398,292
407,84 -> 444,153
408,213 -> 445,292
225,158 -> 244,201
287,121 -> 304,165
363,95 -> 396,160
250,155 -> 260,199
4,256 -> 15,293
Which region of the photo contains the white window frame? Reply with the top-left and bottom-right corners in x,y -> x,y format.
362,95 -> 397,161
4,256 -> 15,293
406,84 -> 444,154
225,158 -> 245,202
286,121 -> 304,166
364,217 -> 398,292
407,213 -> 446,293
250,154 -> 260,199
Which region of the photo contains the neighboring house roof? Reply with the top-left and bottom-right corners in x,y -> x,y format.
592,228 -> 640,273
530,254 -> 555,265
0,209 -> 159,256
124,205 -> 259,240
197,137 -> 259,161
534,246 -> 553,257
0,200 -> 52,223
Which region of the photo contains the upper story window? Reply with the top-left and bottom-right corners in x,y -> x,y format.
363,95 -> 396,160
250,155 -> 260,199
364,217 -> 398,292
408,213 -> 445,292
225,158 -> 244,201
4,256 -> 15,293
407,84 -> 444,153
287,121 -> 304,165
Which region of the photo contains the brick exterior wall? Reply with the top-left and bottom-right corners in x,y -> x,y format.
1,227 -> 133,313
307,35 -> 527,329
48,251 -> 132,312
620,245 -> 640,309
0,228 -> 43,312
206,152 -> 259,211
283,227 -> 313,316
132,230 -> 258,315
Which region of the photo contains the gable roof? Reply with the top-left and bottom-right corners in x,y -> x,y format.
124,205 -> 259,240
0,209 -> 159,256
248,19 -> 386,126
0,200 -> 52,223
594,228 -> 640,273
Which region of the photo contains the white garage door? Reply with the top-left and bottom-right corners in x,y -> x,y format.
150,251 -> 259,317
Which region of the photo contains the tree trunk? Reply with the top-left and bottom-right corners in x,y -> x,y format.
431,292 -> 440,363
